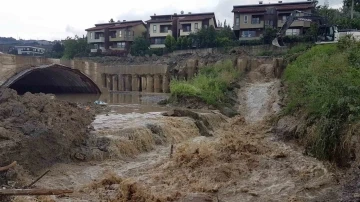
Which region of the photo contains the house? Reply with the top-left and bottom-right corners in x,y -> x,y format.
177,12 -> 217,37
147,12 -> 217,48
12,46 -> 45,55
146,14 -> 177,49
232,0 -> 316,40
85,20 -> 147,53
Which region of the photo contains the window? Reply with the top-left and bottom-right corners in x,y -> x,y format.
265,20 -> 274,26
95,32 -> 103,39
195,23 -> 198,30
117,42 -> 126,48
160,26 -> 169,33
241,30 -> 257,38
182,24 -> 191,32
154,37 -> 165,44
110,31 -> 116,38
251,17 -> 260,24
90,32 -> 94,39
119,30 -> 122,37
282,15 -> 288,23
235,17 -> 240,25
153,25 -> 157,33
244,15 -> 248,24
286,29 -> 300,36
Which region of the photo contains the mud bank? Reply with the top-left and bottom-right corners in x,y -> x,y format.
0,88 -> 94,177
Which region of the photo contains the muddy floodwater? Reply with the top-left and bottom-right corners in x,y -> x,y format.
55,92 -> 171,114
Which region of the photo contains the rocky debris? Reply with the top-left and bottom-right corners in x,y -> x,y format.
162,109 -> 227,137
0,88 -> 94,177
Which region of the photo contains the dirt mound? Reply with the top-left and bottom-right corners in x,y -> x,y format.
0,88 -> 94,176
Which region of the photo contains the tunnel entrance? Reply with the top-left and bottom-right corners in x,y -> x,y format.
6,64 -> 101,94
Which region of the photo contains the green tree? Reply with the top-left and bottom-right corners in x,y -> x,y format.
49,42 -> 65,58
181,37 -> 189,49
177,37 -> 183,50
63,36 -> 89,59
187,37 -> 193,48
262,28 -> 277,44
109,18 -> 115,23
344,0 -> 360,12
130,37 -> 150,56
165,35 -> 177,52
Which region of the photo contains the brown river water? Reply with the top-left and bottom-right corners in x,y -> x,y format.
55,92 -> 171,114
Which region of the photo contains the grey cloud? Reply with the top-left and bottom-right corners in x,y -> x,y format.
65,25 -> 86,37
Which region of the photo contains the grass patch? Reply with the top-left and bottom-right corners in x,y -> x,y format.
283,37 -> 360,162
170,60 -> 241,106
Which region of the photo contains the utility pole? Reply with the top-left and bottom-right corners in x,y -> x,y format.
351,0 -> 354,19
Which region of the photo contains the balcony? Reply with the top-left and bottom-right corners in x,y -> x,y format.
180,29 -> 192,36
150,29 -> 172,37
150,44 -> 166,49
109,46 -> 126,50
88,36 -> 105,43
109,35 -> 134,42
90,47 -> 106,53
239,21 -> 264,29
233,24 -> 240,30
278,20 -> 311,27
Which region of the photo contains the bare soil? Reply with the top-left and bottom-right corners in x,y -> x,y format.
0,88 -> 94,183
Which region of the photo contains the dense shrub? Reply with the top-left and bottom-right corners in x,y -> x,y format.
284,37 -> 360,161
170,60 -> 241,106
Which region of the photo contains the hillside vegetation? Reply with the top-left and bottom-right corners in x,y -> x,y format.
170,60 -> 241,107
283,36 -> 360,163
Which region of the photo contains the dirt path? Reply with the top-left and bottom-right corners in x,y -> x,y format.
13,61 -> 341,202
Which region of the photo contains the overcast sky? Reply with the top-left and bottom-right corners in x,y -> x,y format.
0,0 -> 343,41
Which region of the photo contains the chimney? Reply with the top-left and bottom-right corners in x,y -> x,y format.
154,13 -> 156,16
259,1 -> 263,4
278,1 -> 282,3
123,20 -> 126,22
174,13 -> 177,15
181,10 -> 184,14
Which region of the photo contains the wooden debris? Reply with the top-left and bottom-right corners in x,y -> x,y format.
0,189 -> 73,196
170,144 -> 174,158
0,161 -> 17,172
24,170 -> 51,188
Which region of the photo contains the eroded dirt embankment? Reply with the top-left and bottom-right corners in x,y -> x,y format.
0,89 -> 94,177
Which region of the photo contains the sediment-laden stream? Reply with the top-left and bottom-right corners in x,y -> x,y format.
12,60 -> 342,202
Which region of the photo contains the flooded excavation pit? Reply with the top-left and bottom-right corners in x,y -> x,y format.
5,64 -> 100,94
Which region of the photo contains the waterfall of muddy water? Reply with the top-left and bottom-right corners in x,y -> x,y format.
238,64 -> 282,123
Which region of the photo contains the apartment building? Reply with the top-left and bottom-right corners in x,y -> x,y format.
147,12 -> 217,48
146,14 -> 176,48
232,0 -> 315,40
13,46 -> 45,55
85,20 -> 147,53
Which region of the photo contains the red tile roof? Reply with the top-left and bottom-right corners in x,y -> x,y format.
85,25 -> 112,31
232,2 -> 314,13
109,21 -> 144,30
179,14 -> 215,22
85,21 -> 145,31
146,19 -> 173,23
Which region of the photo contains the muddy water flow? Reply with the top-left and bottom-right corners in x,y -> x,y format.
13,61 -> 342,202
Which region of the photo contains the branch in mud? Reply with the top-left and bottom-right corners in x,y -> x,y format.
24,170 -> 51,188
0,189 -> 73,196
0,161 -> 16,172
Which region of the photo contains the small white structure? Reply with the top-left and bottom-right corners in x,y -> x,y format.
14,46 -> 45,55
